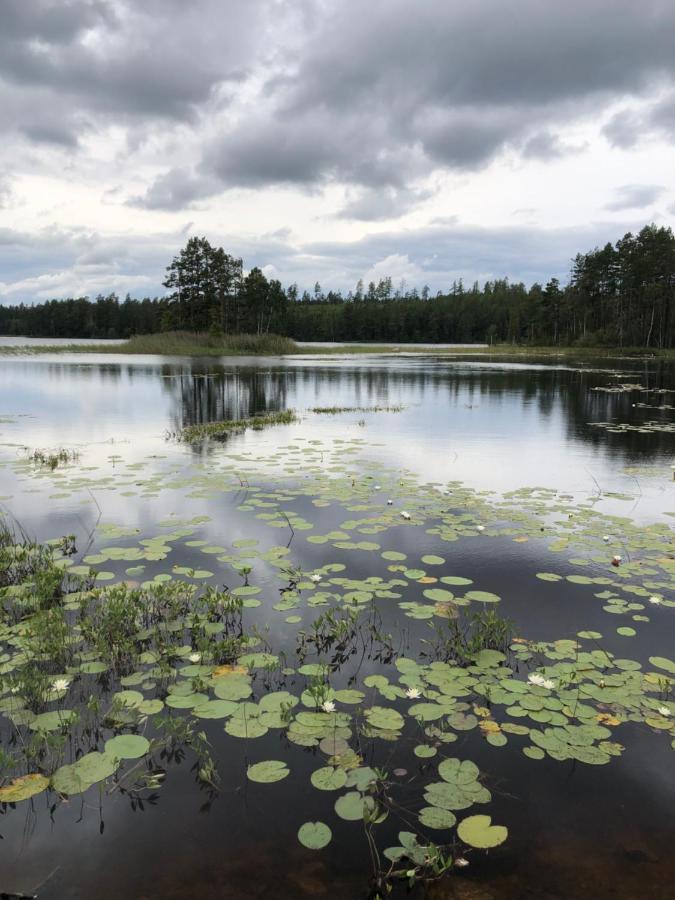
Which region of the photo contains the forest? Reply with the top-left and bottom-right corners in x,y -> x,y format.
0,224 -> 673,348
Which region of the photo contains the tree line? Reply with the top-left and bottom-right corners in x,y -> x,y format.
0,225 -> 672,347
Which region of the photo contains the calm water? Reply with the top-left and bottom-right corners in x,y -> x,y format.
0,349 -> 673,899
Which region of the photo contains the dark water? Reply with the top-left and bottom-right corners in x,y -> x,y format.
0,351 -> 673,899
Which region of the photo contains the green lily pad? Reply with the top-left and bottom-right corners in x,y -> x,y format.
311,766 -> 348,791
457,814 -> 508,848
298,821 -> 332,849
247,760 -> 290,783
104,734 -> 150,760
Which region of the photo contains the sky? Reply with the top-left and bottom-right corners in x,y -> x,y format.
0,0 -> 674,304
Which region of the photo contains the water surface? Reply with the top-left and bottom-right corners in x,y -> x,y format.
0,350 -> 673,899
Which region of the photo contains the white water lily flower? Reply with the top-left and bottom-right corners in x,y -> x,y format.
603,535 -> 610,542
528,672 -> 546,687
542,678 -> 555,690
612,555 -> 622,563
374,484 -> 381,490
188,652 -> 201,663
476,525 -> 485,532
405,687 -> 421,699
454,857 -> 470,868
649,595 -> 662,605
310,573 -> 322,583
400,510 -> 411,520
321,700 -> 336,713
52,678 -> 70,692
658,706 -> 671,717
387,499 -> 393,505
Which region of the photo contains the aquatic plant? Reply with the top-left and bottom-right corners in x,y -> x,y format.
27,447 -> 80,470
311,405 -> 404,414
174,409 -> 298,442
0,434 -> 674,896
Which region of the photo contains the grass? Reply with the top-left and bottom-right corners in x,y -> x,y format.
301,343 -> 675,360
1,332 -> 673,360
175,409 -> 298,442
0,331 -> 299,357
311,405 -> 404,414
28,448 -> 80,470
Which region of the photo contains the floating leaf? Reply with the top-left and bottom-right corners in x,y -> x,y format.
311,766 -> 347,791
418,806 -> 456,829
457,814 -> 508,849
335,791 -> 367,820
105,734 -> 151,759
0,773 -> 49,802
247,760 -> 289,783
298,821 -> 332,849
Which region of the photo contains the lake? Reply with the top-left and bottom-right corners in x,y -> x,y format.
0,348 -> 673,899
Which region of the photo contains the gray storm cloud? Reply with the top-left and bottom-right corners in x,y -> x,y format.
0,0 -> 673,300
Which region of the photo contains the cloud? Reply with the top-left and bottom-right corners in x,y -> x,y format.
603,91 -> 675,149
604,184 -> 665,211
129,168 -> 220,211
298,220 -> 652,292
0,175 -> 13,208
0,225 -> 175,300
521,131 -> 582,160
1,1 -> 674,293
1,219 -> 651,304
363,254 -> 425,287
123,0 -> 675,213
337,186 -> 434,221
0,0 -> 268,152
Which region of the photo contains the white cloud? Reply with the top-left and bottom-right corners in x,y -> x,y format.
0,0 -> 674,303
363,254 -> 425,287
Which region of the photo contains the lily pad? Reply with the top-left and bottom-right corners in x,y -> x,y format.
0,773 -> 49,802
247,760 -> 290,783
105,734 -> 151,760
298,821 -> 332,849
457,814 -> 508,849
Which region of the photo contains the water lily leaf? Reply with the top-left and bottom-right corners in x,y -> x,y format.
247,760 -> 289,783
298,821 -> 332,849
438,758 -> 479,785
457,814 -> 508,848
310,766 -> 347,791
649,656 -> 675,675
0,773 -> 49,802
345,767 -> 377,791
193,699 -> 238,719
466,590 -> 501,603
364,706 -> 404,731
29,710 -> 76,732
335,791 -> 367,820
418,806 -> 456,829
414,744 -> 437,758
105,734 -> 150,760
423,588 -> 455,603
213,677 -> 252,702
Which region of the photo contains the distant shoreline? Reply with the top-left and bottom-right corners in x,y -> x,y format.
0,332 -> 672,361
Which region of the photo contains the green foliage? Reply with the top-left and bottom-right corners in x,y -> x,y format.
177,409 -> 298,443
425,608 -> 513,666
1,224 -> 672,348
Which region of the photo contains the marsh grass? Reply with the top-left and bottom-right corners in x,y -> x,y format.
311,405 -> 404,414
175,409 -> 298,442
28,447 -> 80,470
120,331 -> 299,356
424,608 -> 513,666
3,334 -> 673,359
